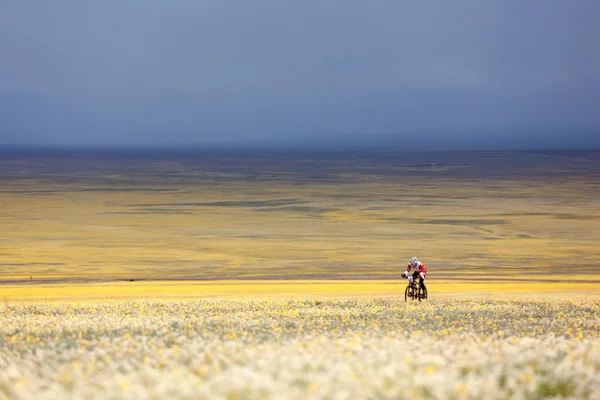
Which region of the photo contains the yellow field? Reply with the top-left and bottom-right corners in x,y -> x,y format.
1,151 -> 599,282
1,280 -> 600,300
1,179 -> 599,281
2,151 -> 599,398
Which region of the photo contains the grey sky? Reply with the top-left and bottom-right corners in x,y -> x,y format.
1,0 -> 599,148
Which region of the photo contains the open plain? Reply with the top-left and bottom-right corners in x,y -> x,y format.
1,149 -> 599,282
1,148 -> 600,399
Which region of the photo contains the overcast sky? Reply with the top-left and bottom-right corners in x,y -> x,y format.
1,0 -> 599,148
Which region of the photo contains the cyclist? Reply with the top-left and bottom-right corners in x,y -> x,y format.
401,257 -> 427,294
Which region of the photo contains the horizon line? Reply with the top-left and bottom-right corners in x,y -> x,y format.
1,143 -> 599,153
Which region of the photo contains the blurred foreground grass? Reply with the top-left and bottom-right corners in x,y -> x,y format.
1,294 -> 599,399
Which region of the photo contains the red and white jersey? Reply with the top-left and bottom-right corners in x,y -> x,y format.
405,262 -> 427,278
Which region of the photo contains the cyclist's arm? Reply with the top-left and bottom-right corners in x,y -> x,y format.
401,264 -> 411,277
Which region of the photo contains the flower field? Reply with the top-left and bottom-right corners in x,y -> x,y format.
1,295 -> 599,399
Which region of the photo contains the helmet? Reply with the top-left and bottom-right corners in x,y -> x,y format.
410,257 -> 419,267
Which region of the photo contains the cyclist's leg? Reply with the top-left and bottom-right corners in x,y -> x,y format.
419,272 -> 427,291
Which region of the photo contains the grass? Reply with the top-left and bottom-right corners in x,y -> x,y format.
1,294 -> 599,399
0,152 -> 600,281
1,171 -> 599,281
1,280 -> 599,301
1,149 -> 599,398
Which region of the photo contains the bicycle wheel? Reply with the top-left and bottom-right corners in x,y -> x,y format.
404,285 -> 411,301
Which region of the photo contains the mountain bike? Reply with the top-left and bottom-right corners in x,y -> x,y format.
403,276 -> 427,302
